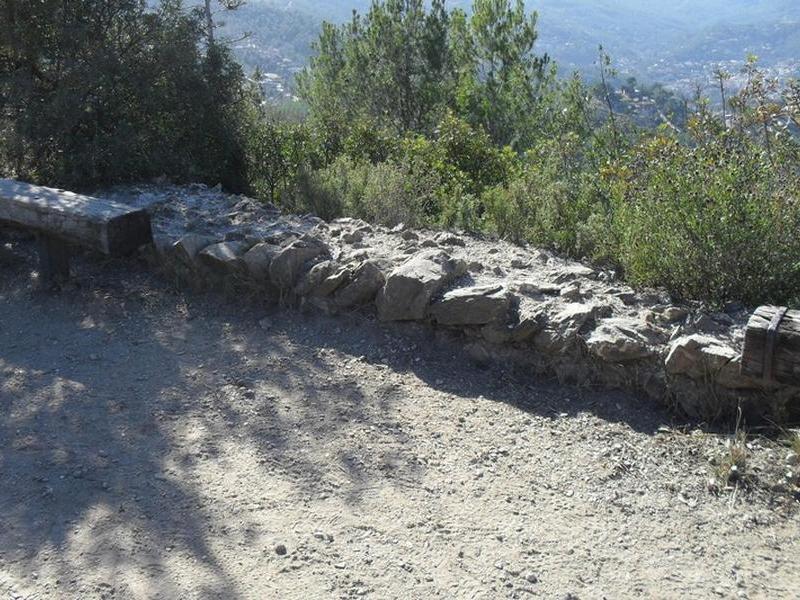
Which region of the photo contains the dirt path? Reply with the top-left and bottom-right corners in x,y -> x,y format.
1,245 -> 799,599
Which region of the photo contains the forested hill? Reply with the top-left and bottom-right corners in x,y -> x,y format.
219,0 -> 799,100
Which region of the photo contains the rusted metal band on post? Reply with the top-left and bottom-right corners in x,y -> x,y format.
763,306 -> 789,381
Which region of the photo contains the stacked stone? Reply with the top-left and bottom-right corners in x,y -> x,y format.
135,185 -> 799,423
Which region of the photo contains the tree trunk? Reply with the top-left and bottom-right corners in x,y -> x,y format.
204,0 -> 215,45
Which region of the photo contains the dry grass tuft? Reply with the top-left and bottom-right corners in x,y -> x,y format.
717,431 -> 748,485
791,432 -> 800,457
715,407 -> 749,486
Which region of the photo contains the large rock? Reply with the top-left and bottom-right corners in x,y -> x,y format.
141,234 -> 177,269
703,346 -> 755,389
197,241 -> 250,275
559,282 -> 584,301
534,303 -> 609,353
435,232 -> 466,247
429,284 -> 513,326
665,334 -> 757,389
334,260 -> 386,308
317,266 -> 351,297
242,242 -> 281,282
586,318 -> 663,362
552,265 -> 597,283
665,335 -> 724,377
296,260 -> 349,297
153,233 -> 176,257
511,299 -> 549,342
173,233 -> 217,266
342,230 -> 364,244
481,297 -> 548,344
645,305 -> 690,326
376,250 -> 466,321
269,236 -> 329,289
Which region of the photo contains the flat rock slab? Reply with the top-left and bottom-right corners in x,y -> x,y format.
586,317 -> 663,362
198,241 -> 250,274
429,284 -> 513,326
0,179 -> 152,255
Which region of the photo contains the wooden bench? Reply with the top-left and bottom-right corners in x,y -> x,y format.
0,179 -> 153,283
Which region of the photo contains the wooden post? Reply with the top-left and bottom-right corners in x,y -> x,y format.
741,306 -> 800,386
37,234 -> 70,284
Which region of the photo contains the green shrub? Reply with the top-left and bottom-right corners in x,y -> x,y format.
293,165 -> 344,221
295,155 -> 443,227
481,132 -> 610,254
0,1 -> 252,190
342,118 -> 399,164
397,112 -> 517,198
607,132 -> 800,306
246,116 -> 319,205
290,113 -> 515,230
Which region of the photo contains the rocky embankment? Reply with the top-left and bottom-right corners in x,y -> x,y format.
112,184 -> 798,422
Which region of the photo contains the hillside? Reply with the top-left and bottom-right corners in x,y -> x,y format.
233,0 -> 799,99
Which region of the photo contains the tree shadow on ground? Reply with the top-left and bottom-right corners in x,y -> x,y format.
0,240 -> 678,597
0,243 -> 422,597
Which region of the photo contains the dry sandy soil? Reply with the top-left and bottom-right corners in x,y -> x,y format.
1,239 -> 799,600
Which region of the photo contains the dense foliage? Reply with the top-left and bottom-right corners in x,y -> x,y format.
1,0 -> 798,307
0,0 -> 252,189
262,1 -> 800,307
295,0 -> 550,150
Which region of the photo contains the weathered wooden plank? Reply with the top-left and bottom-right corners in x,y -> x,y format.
0,179 -> 152,255
742,305 -> 800,385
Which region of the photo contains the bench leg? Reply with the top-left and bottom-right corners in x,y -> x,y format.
37,234 -> 70,284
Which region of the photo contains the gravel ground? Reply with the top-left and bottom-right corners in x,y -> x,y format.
1,239 -> 799,600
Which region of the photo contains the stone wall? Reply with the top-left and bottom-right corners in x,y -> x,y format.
114,184 -> 799,423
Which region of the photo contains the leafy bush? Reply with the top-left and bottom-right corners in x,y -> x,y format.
0,0 -> 252,190
607,131 -> 800,305
482,134 -> 608,252
405,112 -> 517,195
394,112 -> 518,229
246,116 -> 320,205
290,112 -> 516,230
295,155 -> 444,227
